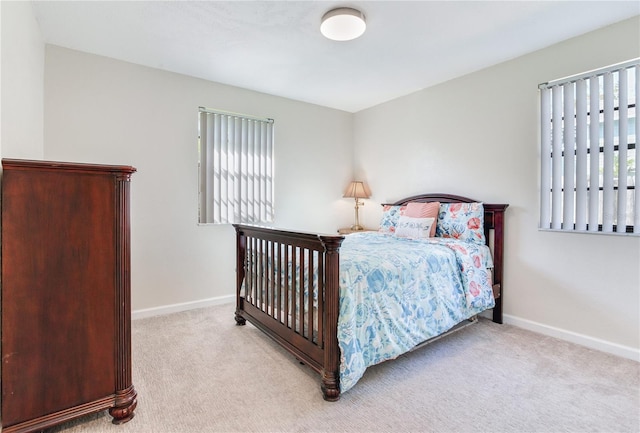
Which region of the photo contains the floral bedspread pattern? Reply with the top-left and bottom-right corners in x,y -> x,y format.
337,232 -> 495,393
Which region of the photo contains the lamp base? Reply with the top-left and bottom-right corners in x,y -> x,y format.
350,224 -> 364,231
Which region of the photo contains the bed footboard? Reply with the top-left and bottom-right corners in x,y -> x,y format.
233,224 -> 345,401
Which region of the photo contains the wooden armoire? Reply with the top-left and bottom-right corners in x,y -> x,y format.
1,159 -> 137,432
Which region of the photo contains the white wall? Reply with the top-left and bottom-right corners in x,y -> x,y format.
354,17 -> 640,358
43,46 -> 354,313
0,1 -> 44,159
4,3 -> 638,360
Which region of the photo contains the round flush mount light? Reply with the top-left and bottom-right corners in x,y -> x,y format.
320,7 -> 366,41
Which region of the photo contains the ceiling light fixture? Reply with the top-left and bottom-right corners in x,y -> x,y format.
320,7 -> 366,41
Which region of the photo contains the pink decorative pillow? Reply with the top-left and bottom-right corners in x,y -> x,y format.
405,202 -> 440,237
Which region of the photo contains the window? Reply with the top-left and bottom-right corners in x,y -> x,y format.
198,108 -> 274,224
539,59 -> 639,235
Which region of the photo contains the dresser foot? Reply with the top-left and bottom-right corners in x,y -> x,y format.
109,399 -> 136,424
109,386 -> 137,424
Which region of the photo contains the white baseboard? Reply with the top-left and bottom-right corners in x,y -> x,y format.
132,300 -> 639,363
132,295 -> 235,320
504,314 -> 640,362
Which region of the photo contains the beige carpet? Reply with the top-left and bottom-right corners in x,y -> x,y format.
48,303 -> 639,433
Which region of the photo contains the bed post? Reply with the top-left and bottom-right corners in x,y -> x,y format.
233,224 -> 247,326
319,235 -> 344,401
482,204 -> 508,325
491,207 -> 506,324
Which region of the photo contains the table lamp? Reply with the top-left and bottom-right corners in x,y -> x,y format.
343,181 -> 371,231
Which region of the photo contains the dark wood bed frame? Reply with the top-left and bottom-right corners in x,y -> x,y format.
234,193 -> 508,401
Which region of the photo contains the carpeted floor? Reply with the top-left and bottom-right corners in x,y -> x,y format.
47,303 -> 639,433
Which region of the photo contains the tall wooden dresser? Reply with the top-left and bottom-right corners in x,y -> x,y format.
1,159 -> 137,432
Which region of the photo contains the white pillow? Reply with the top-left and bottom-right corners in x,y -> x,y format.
394,216 -> 435,239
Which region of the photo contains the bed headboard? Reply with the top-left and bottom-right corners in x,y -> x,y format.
384,193 -> 509,323
385,193 -> 507,236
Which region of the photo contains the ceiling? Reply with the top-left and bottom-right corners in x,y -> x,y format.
31,1 -> 640,113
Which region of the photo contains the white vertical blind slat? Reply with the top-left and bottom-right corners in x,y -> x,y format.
260,122 -> 267,222
213,114 -> 222,224
551,86 -> 564,230
241,119 -> 249,223
602,72 -> 615,232
575,79 -> 588,231
588,76 -> 600,231
635,65 -> 640,233
563,82 -> 576,230
233,118 -> 242,223
206,116 -> 216,221
207,114 -> 217,223
540,88 -> 552,229
247,119 -> 255,222
220,115 -> 229,223
266,122 -> 274,220
256,120 -> 262,222
617,70 -> 628,232
198,112 -> 209,222
227,116 -> 236,223
253,121 -> 260,222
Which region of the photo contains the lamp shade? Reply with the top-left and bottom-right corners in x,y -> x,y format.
320,8 -> 366,41
343,181 -> 371,199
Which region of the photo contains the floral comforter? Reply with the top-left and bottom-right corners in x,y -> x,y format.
337,232 -> 495,393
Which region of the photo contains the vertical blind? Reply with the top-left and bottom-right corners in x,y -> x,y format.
198,108 -> 274,224
539,59 -> 639,234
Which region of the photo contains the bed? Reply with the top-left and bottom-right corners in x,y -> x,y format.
233,193 -> 508,401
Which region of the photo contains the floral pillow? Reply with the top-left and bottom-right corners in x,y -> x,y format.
395,216 -> 436,239
436,202 -> 486,244
378,205 -> 407,233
